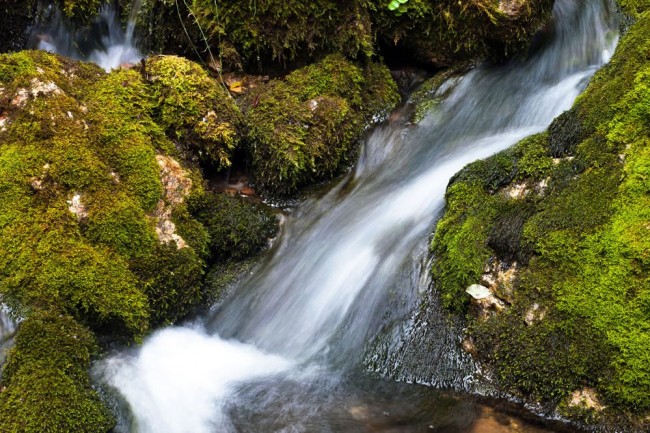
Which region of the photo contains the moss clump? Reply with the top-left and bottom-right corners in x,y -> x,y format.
145,55 -> 244,169
430,11 -> 650,424
243,54 -> 399,195
0,310 -> 114,433
188,191 -> 278,261
186,0 -> 374,68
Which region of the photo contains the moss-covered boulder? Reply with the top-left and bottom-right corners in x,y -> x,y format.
430,7 -> 650,428
0,50 -> 278,431
145,55 -> 244,169
242,54 -> 399,195
0,310 -> 114,433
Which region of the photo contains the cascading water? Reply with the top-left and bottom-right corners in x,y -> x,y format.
98,0 -> 618,431
0,306 -> 18,378
31,1 -> 142,70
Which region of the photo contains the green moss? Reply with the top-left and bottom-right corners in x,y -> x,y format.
0,310 -> 115,433
615,0 -> 650,16
188,191 -> 278,261
187,0 -> 374,67
431,12 -> 650,419
145,55 -> 243,169
431,181 -> 497,311
244,54 -> 399,195
130,244 -> 205,326
83,192 -> 157,259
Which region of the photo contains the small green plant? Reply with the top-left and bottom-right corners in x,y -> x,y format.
387,0 -> 409,15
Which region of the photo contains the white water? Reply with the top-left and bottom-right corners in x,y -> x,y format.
33,2 -> 141,70
0,306 -> 18,377
98,1 -> 618,431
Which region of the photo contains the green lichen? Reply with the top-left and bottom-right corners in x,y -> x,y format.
430,11 -> 650,424
243,54 -> 399,195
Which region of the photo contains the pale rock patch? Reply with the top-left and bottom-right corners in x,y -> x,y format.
153,155 -> 193,249
67,193 -> 87,220
568,388 -> 605,411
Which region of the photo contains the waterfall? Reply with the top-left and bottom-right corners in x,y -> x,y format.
98,1 -> 618,431
31,0 -> 142,71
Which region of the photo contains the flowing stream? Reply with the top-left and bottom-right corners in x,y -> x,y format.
82,0 -> 620,432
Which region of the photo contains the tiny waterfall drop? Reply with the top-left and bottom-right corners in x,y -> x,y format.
0,306 -> 18,378
98,1 -> 618,432
32,0 -> 142,70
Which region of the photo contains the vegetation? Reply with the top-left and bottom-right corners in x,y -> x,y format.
131,0 -> 553,70
0,310 -> 114,433
243,54 -> 399,195
145,55 -> 244,169
430,10 -> 650,425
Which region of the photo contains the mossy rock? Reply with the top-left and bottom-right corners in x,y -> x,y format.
430,11 -> 650,425
145,55 -> 244,169
0,310 -> 115,433
243,54 -> 399,196
135,0 -> 554,71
